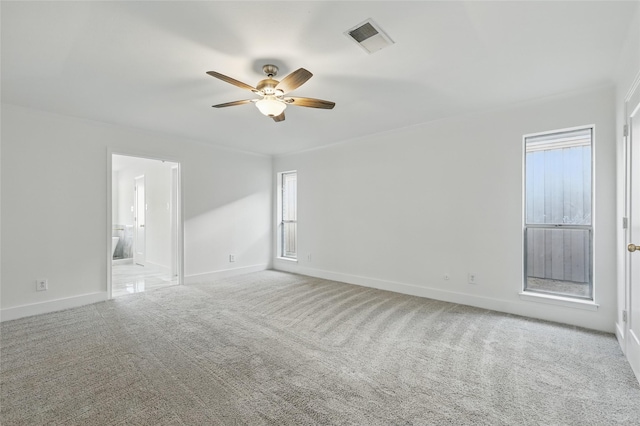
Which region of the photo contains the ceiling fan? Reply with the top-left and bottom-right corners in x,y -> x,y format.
206,64 -> 335,122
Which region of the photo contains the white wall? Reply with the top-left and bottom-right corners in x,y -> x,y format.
115,167 -> 134,228
274,85 -> 617,332
615,5 -> 640,342
1,104 -> 272,319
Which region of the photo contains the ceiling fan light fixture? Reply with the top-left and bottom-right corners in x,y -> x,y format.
207,66 -> 334,122
255,97 -> 286,117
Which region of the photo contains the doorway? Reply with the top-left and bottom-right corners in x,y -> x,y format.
625,79 -> 640,382
110,154 -> 182,298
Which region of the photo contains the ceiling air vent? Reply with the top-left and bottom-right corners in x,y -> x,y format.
345,19 -> 394,54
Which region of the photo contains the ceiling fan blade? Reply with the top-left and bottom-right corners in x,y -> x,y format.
272,112 -> 286,122
206,71 -> 257,92
286,97 -> 335,109
211,99 -> 254,108
275,68 -> 313,93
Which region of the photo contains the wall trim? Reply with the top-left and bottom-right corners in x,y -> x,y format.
3,102 -> 270,159
274,84 -> 615,158
518,292 -> 599,311
274,263 -> 613,333
0,292 -> 108,322
184,264 -> 269,284
145,260 -> 170,275
625,68 -> 640,102
616,321 -> 626,354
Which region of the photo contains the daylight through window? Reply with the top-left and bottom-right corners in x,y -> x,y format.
280,171 -> 297,259
524,127 -> 593,300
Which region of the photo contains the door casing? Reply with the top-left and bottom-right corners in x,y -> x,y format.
107,152 -> 184,299
623,75 -> 640,383
134,175 -> 146,266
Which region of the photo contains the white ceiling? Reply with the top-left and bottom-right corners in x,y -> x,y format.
1,1 -> 637,156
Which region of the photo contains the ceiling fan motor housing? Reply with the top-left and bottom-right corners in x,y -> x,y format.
262,64 -> 279,77
256,78 -> 281,96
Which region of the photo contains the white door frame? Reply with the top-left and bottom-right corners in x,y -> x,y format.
134,174 -> 146,266
171,165 -> 179,278
107,151 -> 184,299
623,73 -> 640,383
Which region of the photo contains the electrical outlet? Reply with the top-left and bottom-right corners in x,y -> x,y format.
443,274 -> 450,281
468,273 -> 477,284
36,279 -> 48,291
229,254 -> 235,262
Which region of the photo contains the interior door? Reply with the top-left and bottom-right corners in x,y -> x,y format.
626,84 -> 640,382
134,175 -> 146,266
170,166 -> 178,278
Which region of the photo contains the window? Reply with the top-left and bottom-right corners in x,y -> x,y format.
524,127 -> 593,300
279,171 -> 297,259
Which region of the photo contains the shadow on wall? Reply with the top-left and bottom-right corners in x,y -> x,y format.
184,192 -> 271,275
113,225 -> 133,259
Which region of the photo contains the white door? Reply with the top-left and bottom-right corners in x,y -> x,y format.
626,83 -> 640,382
170,166 -> 178,278
134,175 -> 146,266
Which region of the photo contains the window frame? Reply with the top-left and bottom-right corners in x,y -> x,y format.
277,170 -> 297,260
522,125 -> 595,301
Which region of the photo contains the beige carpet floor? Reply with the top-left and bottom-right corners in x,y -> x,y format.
2,270 -> 639,425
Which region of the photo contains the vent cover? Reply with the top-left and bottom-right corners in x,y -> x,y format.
345,19 -> 394,54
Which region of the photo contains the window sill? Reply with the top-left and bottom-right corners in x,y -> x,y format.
276,257 -> 298,263
519,292 -> 599,311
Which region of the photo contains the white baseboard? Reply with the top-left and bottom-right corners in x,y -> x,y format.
184,263 -> 269,284
112,258 -> 133,265
0,292 -> 108,322
616,321 -> 626,354
145,260 -> 170,274
274,263 -> 614,333
275,262 -> 507,309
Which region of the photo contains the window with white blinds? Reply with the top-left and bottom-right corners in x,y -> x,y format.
280,171 -> 297,259
524,127 -> 593,300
